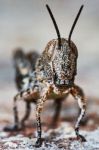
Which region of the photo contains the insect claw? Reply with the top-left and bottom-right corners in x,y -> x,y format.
35,138 -> 42,148
77,134 -> 86,142
75,127 -> 86,142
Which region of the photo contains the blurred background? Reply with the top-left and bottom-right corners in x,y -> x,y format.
0,0 -> 99,122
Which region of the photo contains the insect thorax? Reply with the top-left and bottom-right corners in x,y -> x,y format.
36,38 -> 78,87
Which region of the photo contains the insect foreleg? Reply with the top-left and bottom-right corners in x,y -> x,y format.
35,91 -> 48,147
71,85 -> 86,142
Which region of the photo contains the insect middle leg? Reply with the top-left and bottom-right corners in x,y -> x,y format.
4,93 -> 21,131
71,85 -> 86,142
4,87 -> 37,132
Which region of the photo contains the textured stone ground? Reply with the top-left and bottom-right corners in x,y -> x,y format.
0,98 -> 98,150
0,122 -> 99,150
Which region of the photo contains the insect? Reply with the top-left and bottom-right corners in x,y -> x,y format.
34,4 -> 86,147
6,4 -> 86,147
4,48 -> 40,131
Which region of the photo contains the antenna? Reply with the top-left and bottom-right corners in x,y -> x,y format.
46,4 -> 61,48
68,5 -> 84,46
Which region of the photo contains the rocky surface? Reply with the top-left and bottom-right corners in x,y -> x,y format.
0,97 -> 99,150
0,122 -> 99,150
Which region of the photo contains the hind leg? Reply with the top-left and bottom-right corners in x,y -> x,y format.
71,85 -> 86,142
20,101 -> 31,127
52,93 -> 69,127
51,99 -> 62,127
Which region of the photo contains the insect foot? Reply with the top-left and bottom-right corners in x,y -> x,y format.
75,127 -> 86,142
35,138 -> 42,148
4,124 -> 22,132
